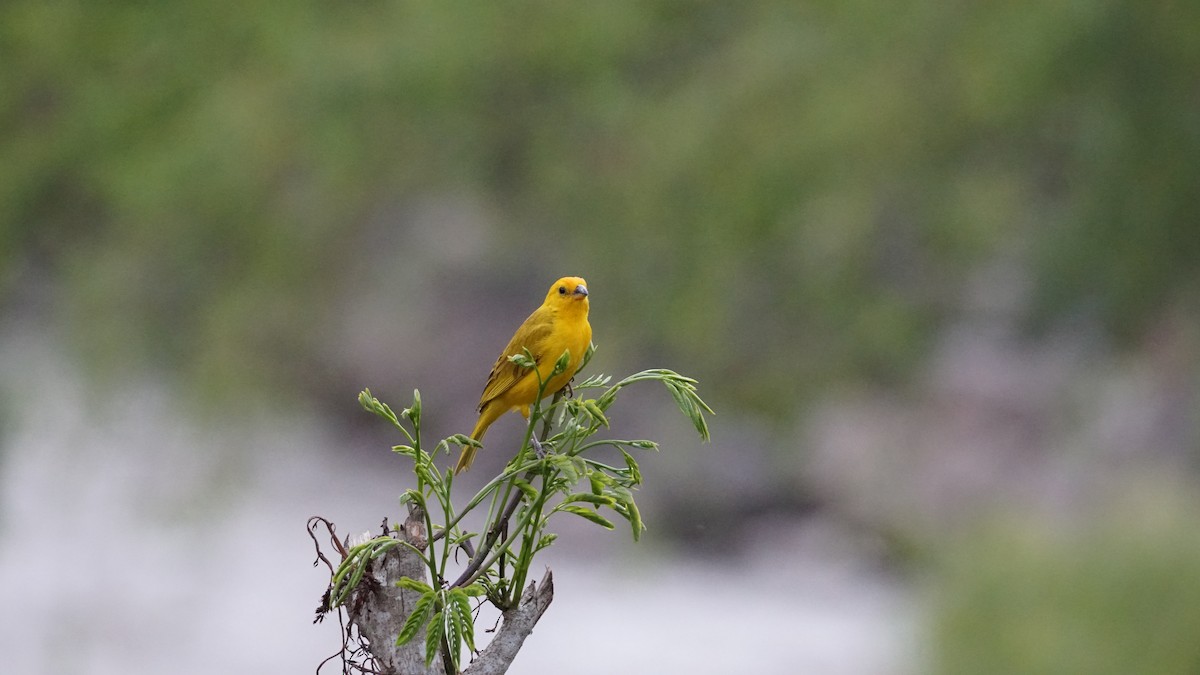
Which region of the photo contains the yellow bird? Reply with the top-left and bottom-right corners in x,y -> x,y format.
455,276 -> 593,474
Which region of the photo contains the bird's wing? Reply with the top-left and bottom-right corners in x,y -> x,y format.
478,307 -> 555,411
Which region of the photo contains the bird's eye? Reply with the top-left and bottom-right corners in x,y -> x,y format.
558,286 -> 566,294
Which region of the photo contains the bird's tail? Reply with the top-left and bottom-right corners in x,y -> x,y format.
454,443 -> 478,474
454,416 -> 490,474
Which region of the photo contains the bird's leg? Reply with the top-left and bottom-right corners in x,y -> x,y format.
564,378 -> 575,399
528,387 -> 563,462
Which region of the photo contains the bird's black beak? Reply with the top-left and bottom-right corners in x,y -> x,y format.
573,284 -> 588,297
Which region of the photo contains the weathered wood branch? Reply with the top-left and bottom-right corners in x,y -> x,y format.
347,509 -> 444,675
463,569 -> 554,675
345,506 -> 554,674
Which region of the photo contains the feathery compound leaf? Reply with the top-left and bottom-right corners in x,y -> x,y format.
664,380 -> 712,441
359,389 -> 403,428
445,606 -> 463,670
357,389 -> 380,415
558,504 -> 615,529
395,576 -> 433,594
333,539 -> 393,606
576,372 -> 611,389
423,611 -> 444,667
449,588 -> 477,652
396,591 -> 435,646
663,380 -> 696,416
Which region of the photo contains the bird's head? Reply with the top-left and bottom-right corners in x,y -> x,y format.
545,276 -> 589,308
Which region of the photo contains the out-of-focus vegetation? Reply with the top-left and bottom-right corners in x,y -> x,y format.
932,482 -> 1200,675
4,1 -> 1198,420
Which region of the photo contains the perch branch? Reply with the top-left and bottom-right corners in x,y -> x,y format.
462,569 -> 555,675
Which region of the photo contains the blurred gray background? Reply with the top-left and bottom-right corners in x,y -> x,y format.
3,2 -> 1199,673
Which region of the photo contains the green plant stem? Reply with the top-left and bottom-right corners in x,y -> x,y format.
429,458 -> 545,545
500,401 -> 560,604
456,498 -> 542,590
449,390 -> 563,591
507,467 -> 552,606
410,428 -> 445,587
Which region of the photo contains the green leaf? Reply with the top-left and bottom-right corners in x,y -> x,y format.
358,389 -> 378,414
582,400 -> 610,427
449,588 -> 477,652
664,380 -> 712,442
548,454 -> 582,483
663,380 -> 696,417
449,433 -> 480,449
414,460 -> 436,486
588,472 -> 605,495
424,611 -> 444,667
333,539 -> 393,606
558,504 -> 615,529
508,350 -> 536,369
535,533 -> 558,552
444,605 -> 462,669
360,388 -> 403,428
608,485 -> 634,502
624,498 -> 645,542
459,583 -> 486,598
512,477 -> 540,501
565,492 -> 618,508
576,372 -> 612,389
396,576 -> 433,594
409,388 -> 422,425
620,449 -> 643,485
553,349 -> 571,376
396,591 -> 435,646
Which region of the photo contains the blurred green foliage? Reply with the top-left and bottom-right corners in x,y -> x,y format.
3,1 -> 1198,415
931,487 -> 1200,675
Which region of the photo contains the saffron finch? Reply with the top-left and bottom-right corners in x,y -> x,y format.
455,276 -> 592,473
